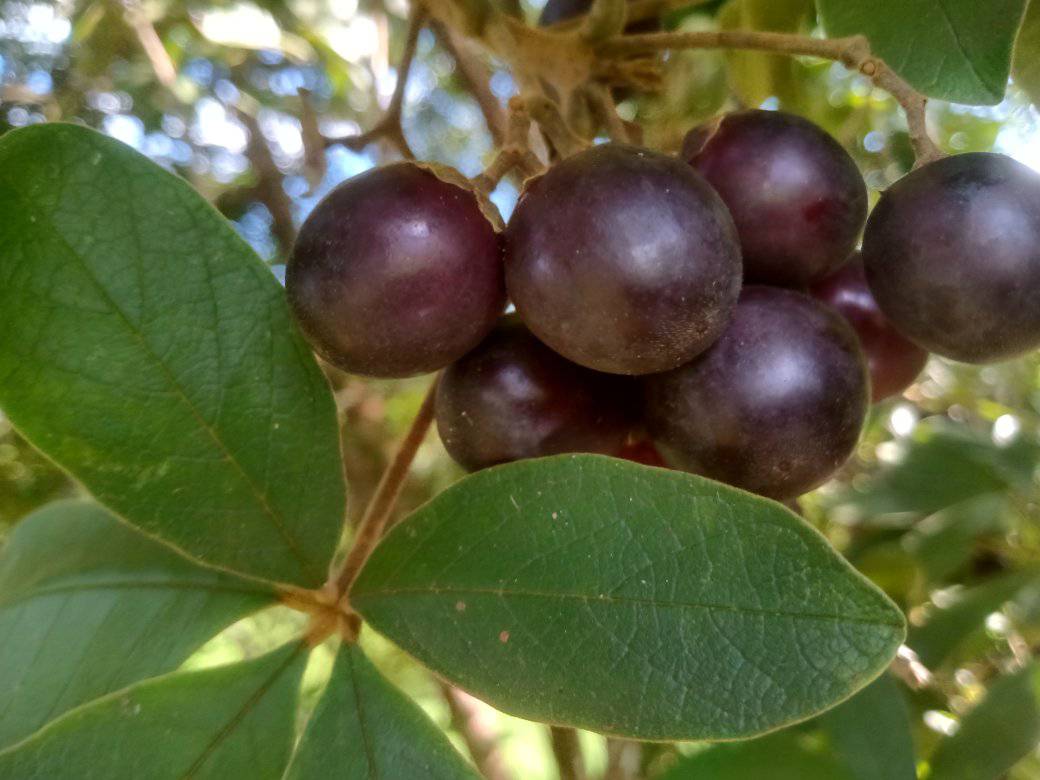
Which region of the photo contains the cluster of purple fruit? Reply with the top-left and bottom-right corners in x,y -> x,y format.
286,109 -> 1040,501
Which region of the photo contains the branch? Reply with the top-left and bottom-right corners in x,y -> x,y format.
236,108 -> 297,258
471,98 -> 544,193
599,31 -> 943,165
584,82 -> 630,143
440,684 -> 511,780
121,0 -> 177,89
324,6 -> 426,159
549,727 -> 586,780
421,0 -> 595,95
526,94 -> 589,158
332,377 -> 439,599
432,19 -> 509,146
581,0 -> 627,43
605,739 -> 642,780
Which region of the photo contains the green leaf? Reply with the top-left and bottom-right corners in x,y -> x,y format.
0,124 -> 345,586
929,663 -> 1040,780
1013,0 -> 1040,106
816,0 -> 1028,105
837,421 -> 1033,519
352,455 -> 906,740
0,500 -> 274,749
284,644 -> 479,779
820,674 -> 916,780
0,641 -> 308,779
903,495 -> 1009,585
719,0 -> 814,108
909,566 -> 1040,668
660,731 -> 852,780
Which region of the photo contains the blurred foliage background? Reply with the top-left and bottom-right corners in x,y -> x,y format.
2,0 -> 1040,777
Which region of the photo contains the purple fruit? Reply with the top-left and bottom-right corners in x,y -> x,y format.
505,143 -> 742,375
287,163 -> 504,377
682,110 -> 867,288
436,318 -> 634,471
644,286 -> 869,500
811,254 -> 928,400
862,152 -> 1040,364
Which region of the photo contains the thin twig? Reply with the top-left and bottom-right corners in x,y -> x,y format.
440,684 -> 511,780
549,727 -> 586,780
599,30 -> 942,164
605,739 -> 642,780
471,98 -> 545,192
584,83 -> 630,143
236,108 -> 297,257
526,94 -> 590,158
332,378 -> 439,599
581,0 -> 627,43
324,6 -> 426,158
433,20 -> 509,145
298,88 -> 328,194
891,644 -> 934,689
122,0 -> 177,88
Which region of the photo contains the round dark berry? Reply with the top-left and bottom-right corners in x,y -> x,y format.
436,318 -> 634,471
811,254 -> 929,401
286,162 -> 504,378
862,152 -> 1040,364
682,110 -> 868,288
505,143 -> 742,375
643,286 -> 869,500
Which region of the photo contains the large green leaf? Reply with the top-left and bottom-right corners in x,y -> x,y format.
0,500 -> 274,749
352,455 -> 906,740
816,0 -> 1027,105
660,731 -> 852,780
909,566 -> 1040,668
820,674 -> 915,780
284,644 -> 479,779
929,663 -> 1040,780
0,123 -> 344,587
1013,0 -> 1040,106
0,641 -> 308,779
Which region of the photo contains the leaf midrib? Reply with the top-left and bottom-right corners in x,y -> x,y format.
353,584 -> 904,628
346,652 -> 380,780
183,642 -> 307,778
1,160 -> 320,584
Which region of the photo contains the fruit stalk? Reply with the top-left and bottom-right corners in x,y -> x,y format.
332,378 -> 439,601
323,4 -> 426,159
598,30 -> 943,165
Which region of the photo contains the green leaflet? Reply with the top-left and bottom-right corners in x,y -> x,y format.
353,455 -> 906,740
0,500 -> 274,749
1013,0 -> 1040,106
909,566 -> 1040,668
661,731 -> 852,779
929,663 -> 1040,780
820,674 -> 916,780
284,644 -> 479,779
0,641 -> 309,779
817,0 -> 1027,105
0,123 -> 344,587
